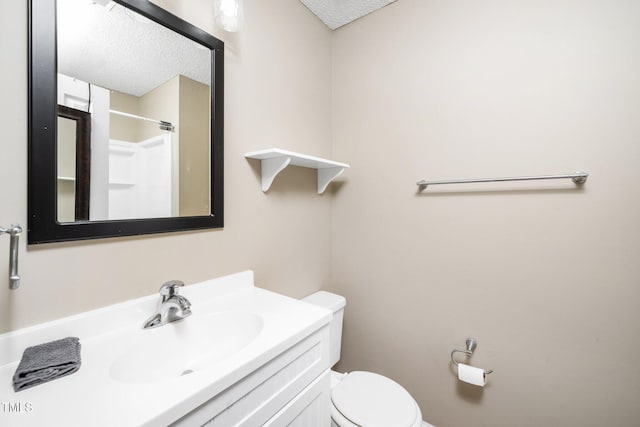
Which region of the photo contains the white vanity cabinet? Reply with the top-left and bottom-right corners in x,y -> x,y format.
172,327 -> 331,427
0,272 -> 333,427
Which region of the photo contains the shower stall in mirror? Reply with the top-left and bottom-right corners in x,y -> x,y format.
56,0 -> 211,223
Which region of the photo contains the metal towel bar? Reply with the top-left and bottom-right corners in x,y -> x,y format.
417,172 -> 588,189
0,224 -> 22,290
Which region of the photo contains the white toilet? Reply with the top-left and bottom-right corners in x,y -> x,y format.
302,291 -> 433,427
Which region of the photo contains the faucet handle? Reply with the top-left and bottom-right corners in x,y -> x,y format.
159,280 -> 185,298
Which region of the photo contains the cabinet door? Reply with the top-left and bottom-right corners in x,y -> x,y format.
172,326 -> 330,427
264,370 -> 331,427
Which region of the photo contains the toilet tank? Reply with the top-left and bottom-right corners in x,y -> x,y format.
302,291 -> 346,367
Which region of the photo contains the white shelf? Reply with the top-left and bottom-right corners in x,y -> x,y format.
245,148 -> 349,194
57,176 -> 76,181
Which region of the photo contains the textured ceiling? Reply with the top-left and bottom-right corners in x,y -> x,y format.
299,0 -> 397,30
57,0 -> 211,97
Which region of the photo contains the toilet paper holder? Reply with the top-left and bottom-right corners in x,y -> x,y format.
451,338 -> 493,374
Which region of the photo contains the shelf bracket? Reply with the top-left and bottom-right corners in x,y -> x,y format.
317,167 -> 345,194
261,156 -> 291,192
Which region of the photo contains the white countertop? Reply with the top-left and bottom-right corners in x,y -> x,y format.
0,271 -> 331,426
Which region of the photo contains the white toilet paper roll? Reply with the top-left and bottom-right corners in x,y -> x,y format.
457,363 -> 486,386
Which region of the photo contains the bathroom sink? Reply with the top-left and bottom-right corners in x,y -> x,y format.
0,271 -> 333,427
109,311 -> 263,384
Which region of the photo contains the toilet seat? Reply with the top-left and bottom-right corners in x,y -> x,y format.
331,371 -> 422,427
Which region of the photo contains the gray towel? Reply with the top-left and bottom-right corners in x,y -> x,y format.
12,337 -> 81,392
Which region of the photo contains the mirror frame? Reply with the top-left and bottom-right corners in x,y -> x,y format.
28,0 -> 224,244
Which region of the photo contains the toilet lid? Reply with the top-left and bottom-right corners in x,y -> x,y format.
331,371 -> 418,427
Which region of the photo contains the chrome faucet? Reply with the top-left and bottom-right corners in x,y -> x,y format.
142,280 -> 192,329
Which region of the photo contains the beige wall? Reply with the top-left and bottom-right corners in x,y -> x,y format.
109,90 -> 141,142
138,74 -> 180,142
56,116 -> 77,222
0,0 -> 332,332
178,75 -> 211,216
331,0 -> 640,426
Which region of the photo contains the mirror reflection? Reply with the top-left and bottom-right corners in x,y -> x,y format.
57,116 -> 78,222
56,105 -> 91,222
56,0 -> 211,222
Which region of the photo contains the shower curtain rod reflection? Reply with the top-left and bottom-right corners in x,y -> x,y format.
109,109 -> 175,132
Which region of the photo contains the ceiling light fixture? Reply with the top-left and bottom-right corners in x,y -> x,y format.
214,0 -> 244,32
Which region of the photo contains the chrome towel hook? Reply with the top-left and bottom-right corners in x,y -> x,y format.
451,338 -> 493,375
0,224 -> 22,289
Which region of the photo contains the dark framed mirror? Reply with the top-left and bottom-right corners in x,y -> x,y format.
28,0 -> 224,244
